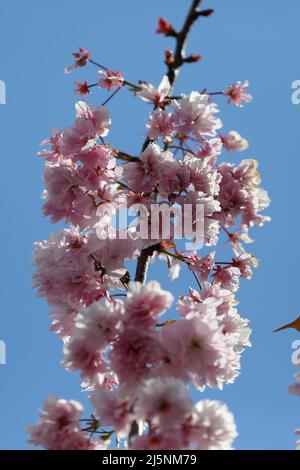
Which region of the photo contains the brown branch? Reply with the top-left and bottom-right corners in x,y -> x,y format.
134,0 -> 203,284
134,243 -> 161,282
167,0 -> 203,86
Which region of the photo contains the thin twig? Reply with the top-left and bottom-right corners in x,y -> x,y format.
101,86 -> 122,106
192,271 -> 202,290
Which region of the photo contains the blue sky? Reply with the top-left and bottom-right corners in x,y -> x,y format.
0,0 -> 300,450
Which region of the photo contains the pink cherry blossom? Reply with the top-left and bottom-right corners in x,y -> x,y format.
186,251 -> 216,281
135,378 -> 192,431
33,228 -> 134,336
232,252 -> 259,279
158,315 -> 233,390
178,282 -> 235,318
74,81 -> 91,100
158,155 -> 190,194
124,281 -> 173,327
28,397 -> 94,450
190,400 -> 238,450
75,297 -> 122,349
216,161 -> 249,227
132,395 -> 238,450
242,187 -> 271,228
216,160 -> 270,231
91,388 -> 134,437
60,101 -> 111,157
43,145 -> 116,228
196,137 -> 223,160
38,130 -> 64,163
33,228 -> 104,309
176,191 -> 221,246
181,154 -> 222,196
64,47 -> 91,74
234,158 -> 261,187
42,161 -> 97,226
77,145 -> 116,186
221,130 -> 249,152
199,281 -> 238,316
110,327 -> 161,391
213,266 -> 241,292
220,307 -> 251,348
88,233 -> 140,278
136,76 -> 171,107
227,227 -> 255,255
123,143 -> 163,193
223,80 -> 253,107
146,108 -> 176,140
177,288 -> 221,318
49,305 -> 77,337
173,92 -> 222,140
62,336 -> 107,382
98,70 -> 124,90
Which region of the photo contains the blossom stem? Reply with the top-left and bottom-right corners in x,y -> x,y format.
115,151 -> 139,162
192,271 -> 202,290
101,86 -> 122,106
156,319 -> 177,327
89,58 -> 141,91
168,144 -> 196,155
167,94 -> 183,100
161,248 -> 186,263
89,58 -> 108,70
167,91 -> 223,99
116,180 -> 137,193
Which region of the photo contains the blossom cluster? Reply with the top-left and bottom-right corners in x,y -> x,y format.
29,31 -> 269,451
28,391 -> 237,450
27,397 -> 100,450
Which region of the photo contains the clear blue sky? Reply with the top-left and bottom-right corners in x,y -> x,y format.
0,0 -> 300,450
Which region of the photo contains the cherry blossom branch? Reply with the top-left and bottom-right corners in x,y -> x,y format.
134,0 -> 204,284
166,0 -> 203,85
115,151 -> 139,162
192,271 -> 202,290
134,243 -> 161,283
168,144 -> 197,155
30,4 -> 268,451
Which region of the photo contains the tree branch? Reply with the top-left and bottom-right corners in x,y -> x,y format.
134,243 -> 161,282
134,0 -> 203,285
167,0 -> 202,86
